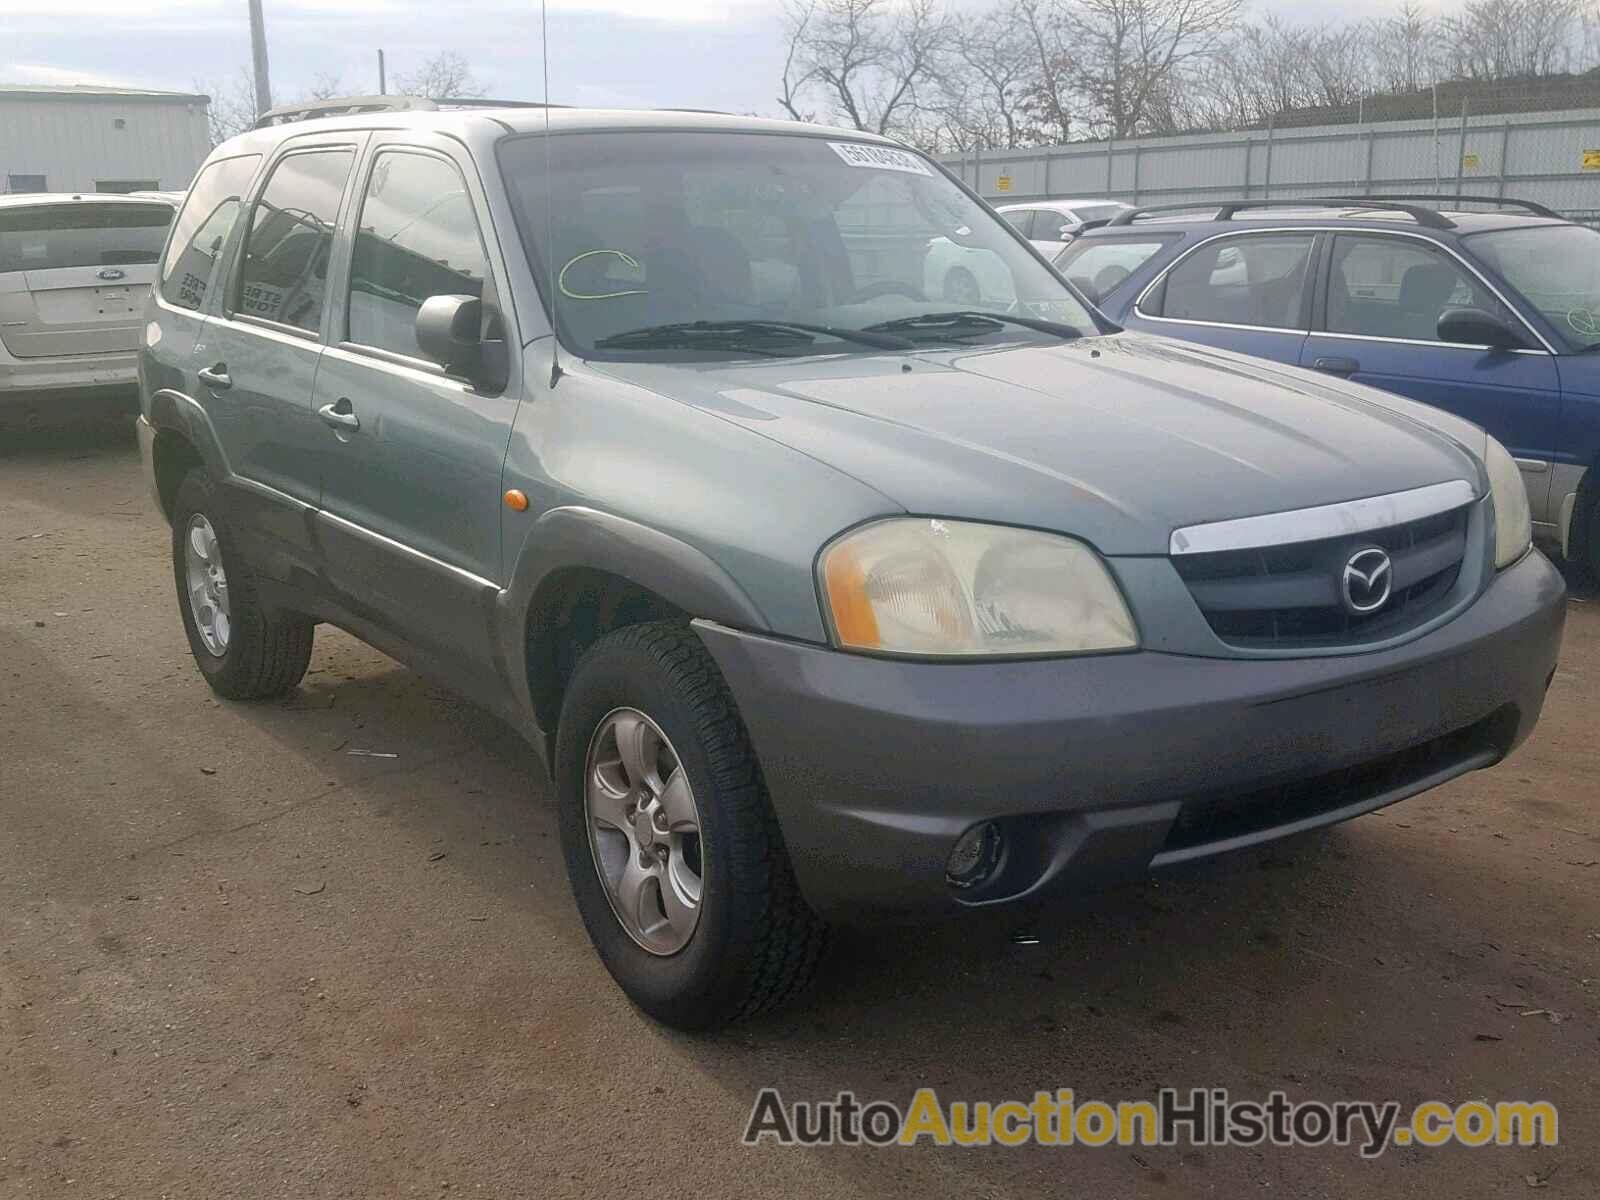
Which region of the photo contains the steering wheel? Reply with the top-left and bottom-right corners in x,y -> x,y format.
850,281 -> 925,303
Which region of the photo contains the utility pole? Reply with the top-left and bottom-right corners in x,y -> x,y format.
378,49 -> 387,95
248,0 -> 272,119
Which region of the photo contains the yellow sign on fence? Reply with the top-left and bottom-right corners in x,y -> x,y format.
1462,153 -> 1481,170
1583,150 -> 1600,171
995,175 -> 1012,192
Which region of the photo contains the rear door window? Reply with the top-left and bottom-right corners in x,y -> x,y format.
160,154 -> 261,312
1325,234 -> 1500,342
1001,210 -> 1035,237
0,204 -> 172,274
1152,233 -> 1315,328
346,151 -> 489,359
232,148 -> 355,335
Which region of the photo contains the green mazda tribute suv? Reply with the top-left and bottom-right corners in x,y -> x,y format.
140,106 -> 1565,1029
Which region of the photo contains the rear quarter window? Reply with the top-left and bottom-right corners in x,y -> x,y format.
160,154 -> 262,311
0,204 -> 172,274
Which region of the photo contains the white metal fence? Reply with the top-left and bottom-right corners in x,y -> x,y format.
941,106 -> 1600,219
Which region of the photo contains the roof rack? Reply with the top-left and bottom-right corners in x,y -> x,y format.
1107,197 -> 1456,229
1329,193 -> 1564,220
253,94 -> 557,128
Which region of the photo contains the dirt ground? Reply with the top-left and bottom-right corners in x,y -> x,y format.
2,418 -> 1596,1199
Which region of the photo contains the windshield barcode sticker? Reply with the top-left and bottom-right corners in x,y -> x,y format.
828,142 -> 932,176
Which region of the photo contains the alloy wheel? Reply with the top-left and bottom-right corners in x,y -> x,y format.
584,707 -> 705,955
183,514 -> 231,656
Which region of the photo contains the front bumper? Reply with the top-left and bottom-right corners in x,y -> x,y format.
696,549 -> 1567,922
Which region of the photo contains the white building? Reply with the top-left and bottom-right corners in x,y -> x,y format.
0,84 -> 211,195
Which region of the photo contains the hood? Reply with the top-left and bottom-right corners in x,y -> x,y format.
590,333 -> 1486,556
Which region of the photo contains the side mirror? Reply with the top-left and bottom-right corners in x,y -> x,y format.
1437,306 -> 1525,350
416,294 -> 483,379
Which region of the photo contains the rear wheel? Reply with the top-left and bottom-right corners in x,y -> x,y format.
170,469 -> 314,700
1572,476 -> 1600,584
556,622 -> 827,1029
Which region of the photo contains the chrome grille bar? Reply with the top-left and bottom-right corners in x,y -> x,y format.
1169,479 -> 1478,557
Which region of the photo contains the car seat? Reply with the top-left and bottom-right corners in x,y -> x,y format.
1395,263 -> 1459,340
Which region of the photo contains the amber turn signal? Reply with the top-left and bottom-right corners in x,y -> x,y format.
503,489 -> 529,512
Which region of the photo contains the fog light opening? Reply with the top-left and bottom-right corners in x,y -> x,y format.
945,821 -> 1002,891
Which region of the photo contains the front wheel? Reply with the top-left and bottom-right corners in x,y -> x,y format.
556,622 -> 827,1029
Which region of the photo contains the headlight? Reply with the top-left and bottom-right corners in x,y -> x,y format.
818,518 -> 1138,657
1485,435 -> 1531,569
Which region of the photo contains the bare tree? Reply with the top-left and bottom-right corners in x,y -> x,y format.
780,0 -> 949,136
778,0 -> 819,120
1306,24 -> 1375,108
302,72 -> 345,102
394,50 -> 485,100
1015,0 -> 1076,144
197,69 -> 259,146
1438,0 -> 1584,79
1368,2 -> 1437,94
1060,0 -> 1245,137
924,4 -> 1038,148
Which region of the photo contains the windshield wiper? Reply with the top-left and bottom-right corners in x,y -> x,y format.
594,319 -> 914,352
862,310 -> 1084,342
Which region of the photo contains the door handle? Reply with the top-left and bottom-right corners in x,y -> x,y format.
318,398 -> 361,432
196,363 -> 231,390
1312,355 -> 1360,375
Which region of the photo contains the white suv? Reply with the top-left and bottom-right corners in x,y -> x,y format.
1,192 -> 175,420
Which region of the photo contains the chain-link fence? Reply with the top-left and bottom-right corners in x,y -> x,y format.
941,82 -> 1600,222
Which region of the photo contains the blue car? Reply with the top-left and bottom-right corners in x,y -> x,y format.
1058,196 -> 1600,572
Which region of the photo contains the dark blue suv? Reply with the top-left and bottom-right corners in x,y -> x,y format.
1059,196 -> 1600,573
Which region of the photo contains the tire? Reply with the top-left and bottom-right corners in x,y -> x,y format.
1576,483 -> 1600,585
170,468 -> 314,700
943,267 -> 981,305
556,622 -> 828,1030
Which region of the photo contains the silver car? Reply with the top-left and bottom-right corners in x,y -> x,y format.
1,192 -> 175,419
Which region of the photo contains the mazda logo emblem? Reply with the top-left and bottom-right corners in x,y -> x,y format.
1341,547 -> 1393,615
97,267 -> 126,281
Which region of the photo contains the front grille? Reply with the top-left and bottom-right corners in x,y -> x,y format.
1160,707 -> 1514,854
1173,505 -> 1470,648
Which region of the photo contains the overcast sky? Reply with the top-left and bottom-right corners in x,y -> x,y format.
2,0 -> 793,113
2,0 -> 1414,117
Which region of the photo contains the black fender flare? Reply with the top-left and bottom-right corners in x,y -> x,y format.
146,388 -> 233,484
495,505 -> 770,730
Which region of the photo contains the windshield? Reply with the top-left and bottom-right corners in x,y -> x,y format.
0,203 -> 171,273
1467,224 -> 1600,350
497,131 -> 1097,360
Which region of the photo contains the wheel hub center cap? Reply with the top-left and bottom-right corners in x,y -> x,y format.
634,803 -> 659,848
